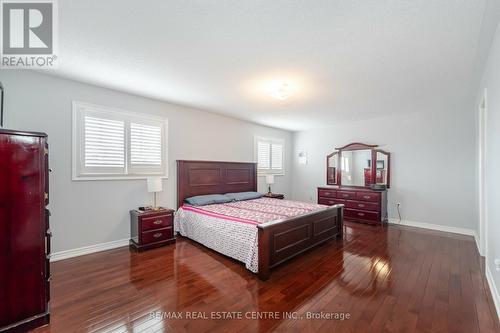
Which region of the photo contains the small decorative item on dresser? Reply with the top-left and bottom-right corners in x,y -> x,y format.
130,208 -> 176,251
263,193 -> 285,199
265,174 -> 275,194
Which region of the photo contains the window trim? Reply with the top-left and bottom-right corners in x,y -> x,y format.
254,135 -> 285,176
72,101 -> 168,181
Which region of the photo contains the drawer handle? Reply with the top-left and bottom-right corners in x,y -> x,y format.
153,233 -> 163,238
324,192 -> 331,195
358,204 -> 365,208
358,212 -> 365,217
153,220 -> 163,225
363,195 -> 371,199
342,194 -> 349,197
329,201 -> 334,204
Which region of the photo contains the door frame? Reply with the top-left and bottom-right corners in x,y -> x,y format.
478,89 -> 488,257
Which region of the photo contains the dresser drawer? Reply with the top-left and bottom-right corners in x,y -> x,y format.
318,189 -> 336,198
345,209 -> 380,222
141,213 -> 173,232
355,192 -> 381,202
337,191 -> 356,200
318,198 -> 345,206
141,227 -> 173,244
345,200 -> 380,211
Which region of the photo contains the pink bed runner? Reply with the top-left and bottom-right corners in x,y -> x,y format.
181,197 -> 328,226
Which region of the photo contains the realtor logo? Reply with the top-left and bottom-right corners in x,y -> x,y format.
1,0 -> 57,68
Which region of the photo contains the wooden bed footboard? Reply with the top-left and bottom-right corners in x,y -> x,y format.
257,205 -> 344,280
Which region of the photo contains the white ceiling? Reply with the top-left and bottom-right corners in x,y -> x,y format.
52,0 -> 488,131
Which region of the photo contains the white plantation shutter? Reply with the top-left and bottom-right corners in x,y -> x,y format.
130,122 -> 163,173
271,143 -> 283,170
84,116 -> 125,172
255,137 -> 284,174
73,102 -> 168,179
130,123 -> 162,166
257,141 -> 271,169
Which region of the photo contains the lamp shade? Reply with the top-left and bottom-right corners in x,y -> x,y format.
147,177 -> 162,193
265,174 -> 275,185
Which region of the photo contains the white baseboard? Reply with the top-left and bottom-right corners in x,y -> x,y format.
50,238 -> 129,262
388,218 -> 475,236
473,231 -> 484,257
486,265 -> 500,319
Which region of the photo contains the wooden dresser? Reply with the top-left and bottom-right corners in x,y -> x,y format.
318,187 -> 387,225
0,129 -> 51,332
130,209 -> 175,251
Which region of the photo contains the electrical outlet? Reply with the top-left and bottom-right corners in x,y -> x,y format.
495,259 -> 500,272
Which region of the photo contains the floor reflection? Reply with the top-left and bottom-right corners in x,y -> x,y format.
38,220 -> 496,333
338,225 -> 392,297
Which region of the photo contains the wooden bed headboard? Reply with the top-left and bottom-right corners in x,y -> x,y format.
176,160 -> 257,208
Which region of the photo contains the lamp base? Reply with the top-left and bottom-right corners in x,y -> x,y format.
152,192 -> 160,210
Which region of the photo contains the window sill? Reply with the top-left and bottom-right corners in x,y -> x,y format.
72,175 -> 168,181
257,172 -> 285,177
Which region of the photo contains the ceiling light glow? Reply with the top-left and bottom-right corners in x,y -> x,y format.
266,81 -> 297,101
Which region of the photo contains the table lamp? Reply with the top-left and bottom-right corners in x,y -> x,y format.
147,177 -> 162,210
265,174 -> 275,195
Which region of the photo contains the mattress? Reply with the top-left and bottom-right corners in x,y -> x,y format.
174,198 -> 328,273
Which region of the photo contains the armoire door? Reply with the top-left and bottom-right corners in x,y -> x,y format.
0,134 -> 47,327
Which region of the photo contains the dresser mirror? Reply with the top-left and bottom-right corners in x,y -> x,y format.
326,152 -> 338,184
375,151 -> 390,186
326,143 -> 391,188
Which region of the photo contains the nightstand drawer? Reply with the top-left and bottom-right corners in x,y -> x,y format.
141,227 -> 173,244
141,214 -> 173,232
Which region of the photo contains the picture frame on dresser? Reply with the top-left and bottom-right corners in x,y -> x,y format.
321,142 -> 390,225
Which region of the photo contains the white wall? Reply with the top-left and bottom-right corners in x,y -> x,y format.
475,16 -> 500,315
292,109 -> 477,231
0,71 -> 292,253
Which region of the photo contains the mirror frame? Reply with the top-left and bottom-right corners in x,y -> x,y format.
326,142 -> 391,188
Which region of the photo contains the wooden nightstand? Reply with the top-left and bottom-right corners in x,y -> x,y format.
130,208 -> 176,251
263,193 -> 285,199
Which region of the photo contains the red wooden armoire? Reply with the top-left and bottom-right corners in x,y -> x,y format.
0,129 -> 51,332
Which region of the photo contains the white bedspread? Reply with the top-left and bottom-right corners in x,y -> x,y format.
174,207 -> 260,272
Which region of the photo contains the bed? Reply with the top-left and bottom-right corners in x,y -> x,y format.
175,160 -> 344,280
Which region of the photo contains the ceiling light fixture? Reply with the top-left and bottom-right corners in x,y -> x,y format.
267,82 -> 296,101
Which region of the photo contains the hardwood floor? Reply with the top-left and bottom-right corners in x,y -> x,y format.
33,222 -> 499,333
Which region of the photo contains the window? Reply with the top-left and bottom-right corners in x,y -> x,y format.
341,156 -> 350,173
72,101 -> 168,180
255,136 -> 284,175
